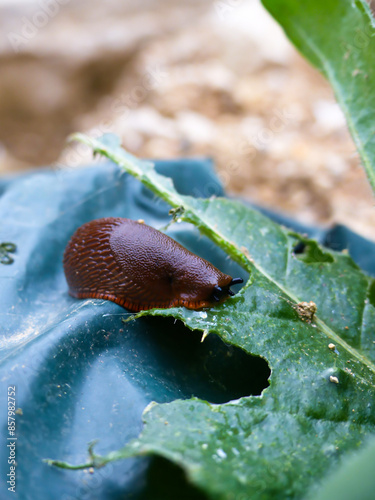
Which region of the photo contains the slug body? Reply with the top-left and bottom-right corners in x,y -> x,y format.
63,217 -> 242,312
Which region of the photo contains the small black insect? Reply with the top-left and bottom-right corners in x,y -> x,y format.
292,241 -> 306,255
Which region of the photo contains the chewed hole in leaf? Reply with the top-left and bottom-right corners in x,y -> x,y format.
147,317 -> 270,404
292,238 -> 334,264
138,456 -> 209,500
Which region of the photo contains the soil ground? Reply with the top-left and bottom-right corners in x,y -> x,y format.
0,0 -> 374,240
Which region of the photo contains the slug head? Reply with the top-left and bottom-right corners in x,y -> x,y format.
211,277 -> 243,304
170,256 -> 244,308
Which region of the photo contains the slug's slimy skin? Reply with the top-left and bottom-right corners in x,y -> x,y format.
63,217 -> 243,312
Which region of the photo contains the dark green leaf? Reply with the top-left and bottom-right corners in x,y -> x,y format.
261,0 -> 375,194
52,134 -> 375,500
308,436 -> 375,500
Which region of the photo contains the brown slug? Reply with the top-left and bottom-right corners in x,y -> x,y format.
63,217 -> 243,312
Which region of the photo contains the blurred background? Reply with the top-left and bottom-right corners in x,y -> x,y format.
0,0 -> 374,239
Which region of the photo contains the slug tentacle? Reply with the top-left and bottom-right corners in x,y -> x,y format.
63,217 -> 242,312
230,278 -> 243,286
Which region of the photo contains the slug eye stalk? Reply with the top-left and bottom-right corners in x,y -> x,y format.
212,286 -> 222,301
230,278 -> 243,286
212,277 -> 244,302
